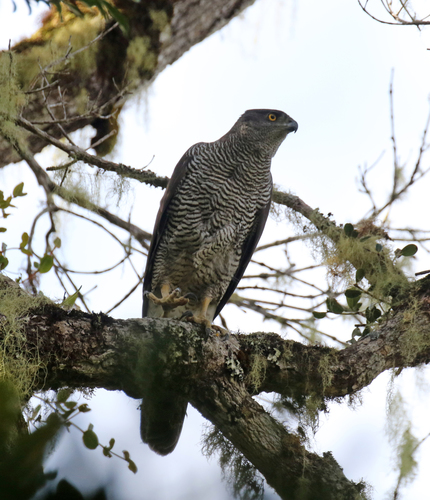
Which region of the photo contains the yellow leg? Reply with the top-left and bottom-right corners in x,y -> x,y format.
184,296 -> 227,335
199,296 -> 212,319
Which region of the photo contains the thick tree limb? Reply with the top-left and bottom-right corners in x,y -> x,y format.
3,274 -> 430,498
6,307 -> 365,498
16,278 -> 430,404
0,0 -> 257,168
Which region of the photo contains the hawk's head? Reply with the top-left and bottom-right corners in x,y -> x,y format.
229,109 -> 298,157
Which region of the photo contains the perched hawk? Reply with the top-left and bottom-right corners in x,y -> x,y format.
141,109 -> 298,455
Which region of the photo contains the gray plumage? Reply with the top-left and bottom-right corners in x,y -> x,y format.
141,109 -> 298,455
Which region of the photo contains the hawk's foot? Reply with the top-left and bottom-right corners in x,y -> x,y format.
146,288 -> 189,315
179,310 -> 211,328
180,311 -> 228,337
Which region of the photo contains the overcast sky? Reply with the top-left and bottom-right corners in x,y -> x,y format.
2,1 -> 430,499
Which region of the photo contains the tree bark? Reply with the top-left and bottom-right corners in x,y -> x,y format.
3,274 -> 430,498
0,0 -> 256,168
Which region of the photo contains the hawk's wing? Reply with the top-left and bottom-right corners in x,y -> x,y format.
142,150 -> 195,317
214,184 -> 273,319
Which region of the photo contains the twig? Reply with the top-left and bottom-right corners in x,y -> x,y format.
1,131 -> 151,248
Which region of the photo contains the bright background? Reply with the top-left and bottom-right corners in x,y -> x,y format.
1,0 -> 430,498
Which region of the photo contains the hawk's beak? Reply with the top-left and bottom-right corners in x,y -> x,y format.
286,119 -> 298,133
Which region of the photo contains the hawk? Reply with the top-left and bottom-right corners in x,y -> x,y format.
141,109 -> 298,455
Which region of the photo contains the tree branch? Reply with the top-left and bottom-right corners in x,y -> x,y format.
0,0 -> 258,169
2,132 -> 151,248
3,273 -> 430,499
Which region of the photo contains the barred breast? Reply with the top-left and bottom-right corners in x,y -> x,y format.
151,138 -> 272,308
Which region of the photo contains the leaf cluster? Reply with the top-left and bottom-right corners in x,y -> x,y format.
1,183 -> 62,275
33,388 -> 138,474
18,0 -> 130,34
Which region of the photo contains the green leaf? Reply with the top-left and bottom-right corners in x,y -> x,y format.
123,450 -> 138,473
78,404 -> 91,413
346,296 -> 361,311
53,237 -> 62,248
355,268 -> 365,282
0,227 -> 6,232
61,288 -> 81,309
103,437 -> 115,456
83,428 -> 99,450
57,388 -> 72,403
62,1 -> 84,17
326,298 -> 344,314
345,288 -> 361,299
0,196 -> 12,209
20,232 -> 28,248
127,458 -> 138,474
46,412 -> 62,427
0,255 -> 9,270
31,404 -> 42,420
400,244 -> 418,257
64,401 -> 78,410
366,306 -> 382,323
312,311 -> 326,319
12,182 -> 27,197
103,2 -> 130,35
362,326 -> 371,336
344,223 -> 354,237
19,232 -> 32,256
352,327 -> 361,338
375,243 -> 383,252
38,255 -> 54,273
103,447 -> 112,457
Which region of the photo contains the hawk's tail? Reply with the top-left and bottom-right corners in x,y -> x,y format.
140,392 -> 187,456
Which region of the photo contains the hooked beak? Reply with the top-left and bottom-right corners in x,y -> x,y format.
286,118 -> 298,133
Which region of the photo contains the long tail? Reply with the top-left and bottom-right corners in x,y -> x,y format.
140,391 -> 187,456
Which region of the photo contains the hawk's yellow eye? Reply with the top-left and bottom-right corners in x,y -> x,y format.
268,114 -> 277,121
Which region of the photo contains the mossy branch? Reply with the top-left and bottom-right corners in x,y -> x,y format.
2,274 -> 430,498
0,274 -> 369,500
0,0 -> 258,169
0,129 -> 151,248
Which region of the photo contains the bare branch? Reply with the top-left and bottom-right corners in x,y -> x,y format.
1,132 -> 151,248
358,0 -> 430,26
14,115 -> 168,189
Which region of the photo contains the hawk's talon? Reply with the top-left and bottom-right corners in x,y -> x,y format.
179,310 -> 194,321
147,290 -> 189,314
183,292 -> 198,301
184,314 -> 211,328
182,314 -> 228,337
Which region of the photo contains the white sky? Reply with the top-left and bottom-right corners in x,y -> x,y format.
2,0 -> 430,499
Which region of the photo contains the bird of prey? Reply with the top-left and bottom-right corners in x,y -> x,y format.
141,109 -> 298,455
